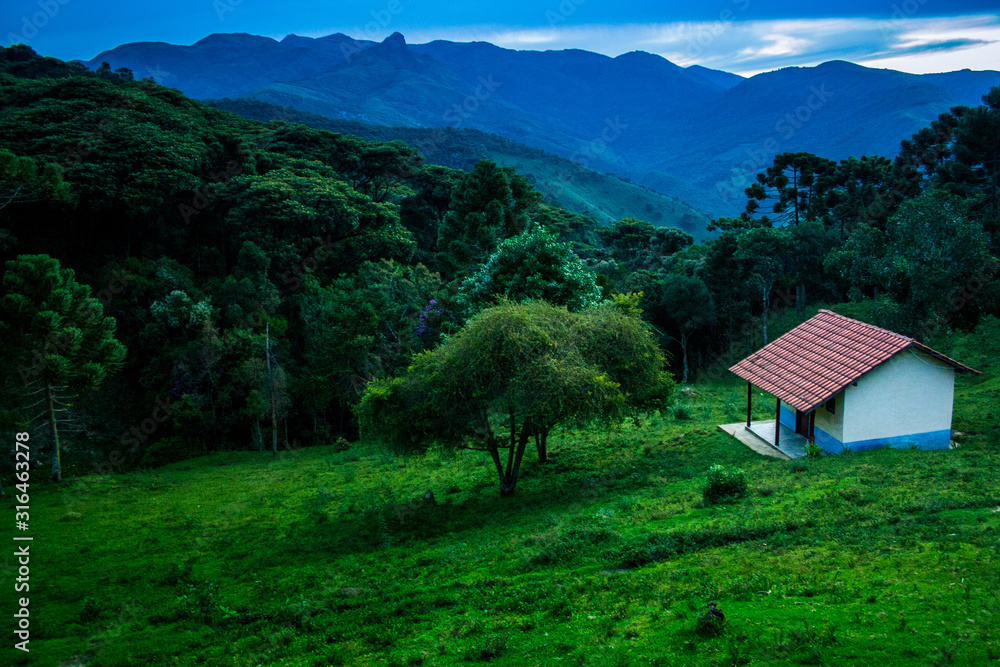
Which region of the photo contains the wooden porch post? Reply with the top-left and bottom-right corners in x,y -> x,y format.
808,411 -> 815,444
774,397 -> 781,449
746,381 -> 752,428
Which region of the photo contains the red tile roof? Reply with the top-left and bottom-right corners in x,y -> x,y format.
729,309 -> 980,412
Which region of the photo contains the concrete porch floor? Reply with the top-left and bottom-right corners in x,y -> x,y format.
718,420 -> 809,460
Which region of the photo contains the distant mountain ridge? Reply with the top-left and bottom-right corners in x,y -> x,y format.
86,32 -> 1000,218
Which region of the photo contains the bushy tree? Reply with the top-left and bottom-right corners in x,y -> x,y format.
0,254 -> 126,480
459,226 -> 601,313
651,226 -> 695,257
824,222 -> 904,324
937,87 -> 1000,232
436,160 -> 542,275
647,274 -> 715,383
598,217 -> 656,263
356,301 -> 672,496
827,154 -> 897,233
0,149 -> 74,218
885,190 -> 993,332
296,260 -> 445,436
221,166 -> 415,275
734,226 -> 793,344
744,152 -> 837,225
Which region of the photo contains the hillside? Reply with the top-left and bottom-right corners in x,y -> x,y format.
86,32 -> 1000,216
210,98 -> 712,237
3,43 -> 1000,666
8,311 -> 1000,666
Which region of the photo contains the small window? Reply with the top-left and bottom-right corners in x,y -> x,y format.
825,397 -> 836,414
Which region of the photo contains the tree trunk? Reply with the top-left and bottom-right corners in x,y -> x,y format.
534,428 -> 549,463
761,283 -> 770,346
267,323 -> 277,457
47,383 -> 61,482
487,442 -> 504,483
792,167 -> 800,226
501,426 -> 530,497
271,403 -> 277,457
206,369 -> 216,454
680,331 -> 689,384
727,308 -> 733,358
488,420 -> 531,497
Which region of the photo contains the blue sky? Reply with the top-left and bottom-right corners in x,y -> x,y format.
3,0 -> 1000,76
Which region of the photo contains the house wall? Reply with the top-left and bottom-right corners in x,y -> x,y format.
778,394 -> 845,454
779,401 -> 795,430
842,349 -> 955,450
813,391 -> 844,453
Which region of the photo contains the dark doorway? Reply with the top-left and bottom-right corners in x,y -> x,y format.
795,410 -> 809,437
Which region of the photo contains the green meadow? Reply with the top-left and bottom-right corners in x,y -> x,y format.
7,316 -> 1000,667
4,45 -> 1000,667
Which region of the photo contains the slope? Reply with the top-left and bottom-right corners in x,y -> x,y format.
9,350 -> 999,666
212,98 -> 712,236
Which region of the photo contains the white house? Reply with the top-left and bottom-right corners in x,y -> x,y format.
729,310 -> 979,453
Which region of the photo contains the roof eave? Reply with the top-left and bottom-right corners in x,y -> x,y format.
908,341 -> 982,375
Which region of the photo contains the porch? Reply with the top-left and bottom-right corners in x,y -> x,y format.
718,420 -> 809,459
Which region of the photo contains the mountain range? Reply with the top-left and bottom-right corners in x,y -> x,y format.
86,32 -> 1000,220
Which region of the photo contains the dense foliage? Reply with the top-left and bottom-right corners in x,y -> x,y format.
1,44 -> 999,481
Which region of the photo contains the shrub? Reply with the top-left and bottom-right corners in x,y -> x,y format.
703,464 -> 747,503
530,527 -> 616,565
695,601 -> 727,636
471,633 -> 509,661
174,580 -> 239,625
138,435 -> 200,468
674,404 -> 692,420
158,556 -> 197,586
79,597 -> 103,623
805,442 -> 823,458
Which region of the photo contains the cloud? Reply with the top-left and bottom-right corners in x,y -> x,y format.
488,29 -> 562,46
743,34 -> 813,58
895,38 -> 994,55
848,16 -> 1000,72
403,14 -> 1000,76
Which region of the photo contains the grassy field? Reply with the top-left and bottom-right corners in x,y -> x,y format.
5,318 -> 1000,667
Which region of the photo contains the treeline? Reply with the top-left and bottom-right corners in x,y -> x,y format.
0,45 -> 606,475
0,43 -> 997,476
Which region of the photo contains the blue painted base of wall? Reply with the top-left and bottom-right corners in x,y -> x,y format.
813,426 -> 842,454
811,426 -> 950,454
846,429 -> 952,452
779,405 -> 795,430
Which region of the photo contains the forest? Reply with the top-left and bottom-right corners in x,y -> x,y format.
1,42 -> 999,485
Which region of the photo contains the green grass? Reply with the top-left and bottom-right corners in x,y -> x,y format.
5,373 -> 1000,665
